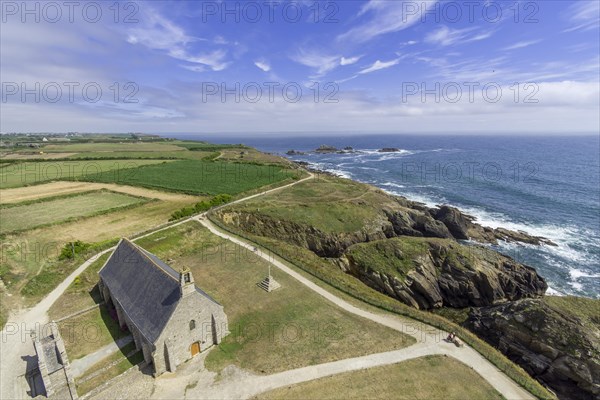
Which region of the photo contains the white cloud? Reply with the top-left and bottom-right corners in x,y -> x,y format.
564,1 -> 600,32
291,49 -> 340,76
254,59 -> 271,72
180,65 -> 206,73
341,56 -> 362,66
126,8 -> 229,71
359,59 -> 400,74
338,0 -> 438,43
502,39 -> 541,51
425,26 -> 493,47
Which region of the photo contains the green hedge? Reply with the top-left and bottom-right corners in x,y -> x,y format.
207,215 -> 556,400
169,194 -> 233,221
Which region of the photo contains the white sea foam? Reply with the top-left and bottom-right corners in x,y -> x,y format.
381,182 -> 405,189
569,269 -> 600,280
546,286 -> 565,296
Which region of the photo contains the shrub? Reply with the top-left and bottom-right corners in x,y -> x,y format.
59,240 -> 91,260
169,194 -> 233,221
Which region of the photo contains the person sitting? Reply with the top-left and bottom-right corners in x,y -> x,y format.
447,332 -> 455,341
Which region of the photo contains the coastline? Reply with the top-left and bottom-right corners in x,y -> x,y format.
290,158 -> 571,297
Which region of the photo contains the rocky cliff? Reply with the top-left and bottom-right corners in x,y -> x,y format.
217,202 -> 554,259
466,297 -> 600,400
341,237 -> 547,309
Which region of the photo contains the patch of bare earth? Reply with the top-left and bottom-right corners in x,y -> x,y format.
0,181 -> 198,204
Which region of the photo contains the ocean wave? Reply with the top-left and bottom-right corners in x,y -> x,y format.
381,182 -> 405,189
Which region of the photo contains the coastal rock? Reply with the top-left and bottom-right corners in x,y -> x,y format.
466,297 -> 600,400
494,227 -> 558,247
286,150 -> 306,156
433,205 -> 473,239
344,238 -> 547,310
315,145 -> 338,153
431,205 -> 558,246
378,147 -> 400,152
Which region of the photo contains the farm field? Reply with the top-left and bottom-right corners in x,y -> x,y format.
1,152 -> 78,160
0,186 -> 199,324
0,190 -> 148,234
79,159 -> 297,196
0,181 -> 196,204
0,159 -> 169,189
41,142 -> 186,152
255,355 -> 504,400
132,222 -> 414,375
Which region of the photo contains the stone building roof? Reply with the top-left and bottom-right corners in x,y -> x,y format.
99,239 -> 219,343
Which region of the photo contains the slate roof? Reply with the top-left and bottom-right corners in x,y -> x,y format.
99,239 -> 219,344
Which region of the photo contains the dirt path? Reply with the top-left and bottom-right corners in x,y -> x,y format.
197,217 -> 535,400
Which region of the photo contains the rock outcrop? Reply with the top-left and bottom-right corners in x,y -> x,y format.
217,201 -> 554,258
430,205 -> 557,246
343,238 -> 547,309
315,145 -> 338,153
218,211 -> 393,257
466,298 -> 600,400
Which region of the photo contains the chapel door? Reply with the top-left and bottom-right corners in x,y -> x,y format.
191,342 -> 201,356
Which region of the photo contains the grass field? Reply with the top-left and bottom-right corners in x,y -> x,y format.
48,253 -> 110,320
227,175 -> 395,233
41,142 -> 186,152
57,305 -> 129,361
132,222 -> 414,374
255,355 -> 504,400
78,159 -> 297,196
0,190 -> 148,234
0,159 -> 168,189
75,342 -> 144,396
0,181 -> 201,204
0,184 -> 199,319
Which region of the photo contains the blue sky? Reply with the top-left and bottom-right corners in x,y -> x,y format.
1,0 -> 599,134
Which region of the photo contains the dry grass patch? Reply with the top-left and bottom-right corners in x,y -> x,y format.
255,355 -> 505,400
0,190 -> 148,234
0,181 -> 198,204
42,142 -> 185,152
1,152 -> 77,160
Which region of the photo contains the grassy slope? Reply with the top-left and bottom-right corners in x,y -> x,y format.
229,175 -> 394,233
256,355 -> 504,400
346,237 -> 430,278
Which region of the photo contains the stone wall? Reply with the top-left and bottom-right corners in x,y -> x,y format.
153,293 -> 228,375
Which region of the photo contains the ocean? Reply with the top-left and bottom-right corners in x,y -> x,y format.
164,133 -> 600,298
